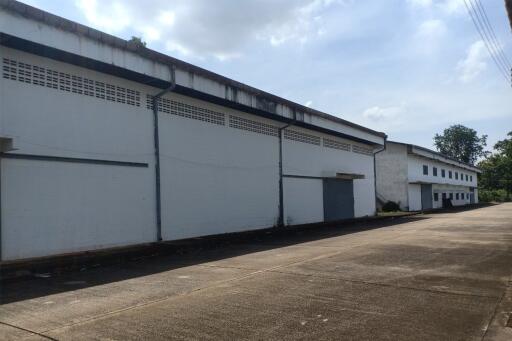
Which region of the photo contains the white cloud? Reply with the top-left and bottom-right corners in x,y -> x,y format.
305,100 -> 313,107
407,0 -> 433,8
76,0 -> 131,33
74,0 -> 337,60
417,19 -> 446,38
439,0 -> 465,15
407,0 -> 465,15
362,105 -> 406,122
457,40 -> 488,82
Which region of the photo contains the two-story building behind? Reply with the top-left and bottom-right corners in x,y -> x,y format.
376,141 -> 480,211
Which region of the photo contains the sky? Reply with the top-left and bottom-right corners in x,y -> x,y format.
19,0 -> 512,151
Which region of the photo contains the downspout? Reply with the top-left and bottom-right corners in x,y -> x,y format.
277,110 -> 297,227
152,65 -> 176,242
373,136 -> 387,214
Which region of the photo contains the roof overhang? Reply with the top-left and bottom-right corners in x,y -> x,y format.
387,141 -> 481,173
0,1 -> 387,146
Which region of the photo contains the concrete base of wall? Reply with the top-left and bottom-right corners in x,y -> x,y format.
1,213 -> 412,281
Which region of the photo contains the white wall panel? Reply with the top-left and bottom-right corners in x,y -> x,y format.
408,184 -> 422,211
0,48 -> 154,163
407,155 -> 478,188
284,178 -> 324,225
158,96 -> 280,240
283,129 -> 376,217
1,158 -> 155,260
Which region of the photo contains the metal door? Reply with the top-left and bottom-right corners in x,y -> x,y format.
323,179 -> 354,222
421,184 -> 433,210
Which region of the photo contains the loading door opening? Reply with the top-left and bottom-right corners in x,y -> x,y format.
323,178 -> 354,222
421,184 -> 433,210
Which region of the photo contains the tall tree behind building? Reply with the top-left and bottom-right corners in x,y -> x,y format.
433,125 -> 488,165
479,132 -> 512,201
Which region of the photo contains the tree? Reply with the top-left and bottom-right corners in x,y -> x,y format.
493,132 -> 512,200
433,125 -> 488,165
478,132 -> 512,201
128,36 -> 147,48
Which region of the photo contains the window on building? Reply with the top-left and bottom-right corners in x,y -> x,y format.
433,167 -> 438,176
470,175 -> 473,182
456,193 -> 459,200
449,171 -> 452,179
449,193 -> 453,200
465,174 -> 468,181
441,169 -> 445,177
455,172 -> 458,180
423,165 -> 428,175
434,192 -> 439,201
462,193 -> 465,200
442,193 -> 447,200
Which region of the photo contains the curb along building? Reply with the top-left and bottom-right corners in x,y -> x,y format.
376,141 -> 480,212
0,1 -> 386,261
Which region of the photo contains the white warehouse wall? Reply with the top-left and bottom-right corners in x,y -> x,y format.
283,128 -> 376,221
158,93 -> 280,240
1,158 -> 155,261
0,45 -> 382,260
0,47 -> 157,260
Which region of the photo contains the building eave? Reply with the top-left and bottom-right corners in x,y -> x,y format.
387,141 -> 482,173
506,0 -> 512,31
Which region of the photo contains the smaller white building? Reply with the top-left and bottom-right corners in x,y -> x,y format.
376,141 -> 481,211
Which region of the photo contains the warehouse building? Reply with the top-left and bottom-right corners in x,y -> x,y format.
375,141 -> 480,212
0,1 -> 386,261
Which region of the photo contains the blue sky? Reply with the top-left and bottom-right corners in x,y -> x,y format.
19,0 -> 512,151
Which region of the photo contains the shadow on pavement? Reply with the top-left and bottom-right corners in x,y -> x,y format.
0,215 -> 430,304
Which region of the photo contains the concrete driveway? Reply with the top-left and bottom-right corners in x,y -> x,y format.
1,204 -> 512,340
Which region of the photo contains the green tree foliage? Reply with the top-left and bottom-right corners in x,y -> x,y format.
478,132 -> 512,202
128,36 -> 147,48
434,125 -> 488,165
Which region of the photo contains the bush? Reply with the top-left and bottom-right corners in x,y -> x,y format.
479,189 -> 508,202
382,201 -> 401,212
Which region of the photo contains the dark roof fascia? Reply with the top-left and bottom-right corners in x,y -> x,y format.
389,141 -> 481,172
0,32 -> 381,146
0,0 -> 386,140
506,0 -> 512,31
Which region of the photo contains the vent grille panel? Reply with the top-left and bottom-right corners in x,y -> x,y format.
147,95 -> 225,126
2,57 -> 141,107
229,115 -> 278,136
284,129 -> 321,146
352,145 -> 373,155
323,138 -> 351,151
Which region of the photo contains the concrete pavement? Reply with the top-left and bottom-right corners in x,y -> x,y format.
1,204 -> 511,340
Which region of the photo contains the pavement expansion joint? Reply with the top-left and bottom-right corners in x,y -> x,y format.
267,269 -> 501,300
0,321 -> 58,340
